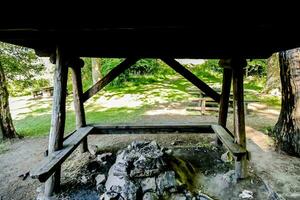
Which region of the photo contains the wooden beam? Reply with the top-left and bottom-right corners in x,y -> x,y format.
44,47 -> 68,196
217,67 -> 233,145
82,58 -> 139,102
70,58 -> 88,153
211,125 -> 246,156
92,124 -> 214,134
161,58 -> 221,102
31,126 -> 95,182
232,58 -> 248,179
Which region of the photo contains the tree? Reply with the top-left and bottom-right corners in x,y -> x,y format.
91,58 -> 102,84
273,48 -> 300,156
263,53 -> 281,94
0,42 -> 43,140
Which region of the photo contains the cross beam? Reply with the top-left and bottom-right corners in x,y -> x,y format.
161,58 -> 221,102
82,57 -> 139,102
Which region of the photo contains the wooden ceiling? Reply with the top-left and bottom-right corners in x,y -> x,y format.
1,6 -> 299,58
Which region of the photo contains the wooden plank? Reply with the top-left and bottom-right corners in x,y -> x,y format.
92,124 -> 214,134
211,125 -> 246,156
30,126 -> 95,182
82,58 -> 139,102
45,47 -> 68,195
161,58 -> 221,102
71,59 -> 88,152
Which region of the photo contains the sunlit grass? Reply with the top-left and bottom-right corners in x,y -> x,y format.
11,66 -> 280,138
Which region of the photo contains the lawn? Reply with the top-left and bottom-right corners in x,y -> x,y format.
11,64 -> 281,138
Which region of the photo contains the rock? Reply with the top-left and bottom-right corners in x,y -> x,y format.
164,149 -> 173,155
239,190 -> 254,199
113,162 -> 128,177
130,168 -> 160,178
97,152 -> 113,162
120,181 -> 138,200
87,161 -> 101,172
80,175 -> 88,184
156,171 -> 177,194
170,193 -> 188,200
89,145 -> 98,155
141,177 -> 156,193
96,174 -> 106,185
171,140 -> 183,146
195,193 -> 214,200
100,191 -> 121,200
100,141 -> 213,200
105,167 -> 126,190
222,170 -> 237,186
221,151 -> 233,163
143,192 -> 159,200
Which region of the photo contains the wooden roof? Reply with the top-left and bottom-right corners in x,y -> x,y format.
1,7 -> 299,59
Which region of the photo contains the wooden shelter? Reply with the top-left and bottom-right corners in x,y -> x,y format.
1,11 -> 300,197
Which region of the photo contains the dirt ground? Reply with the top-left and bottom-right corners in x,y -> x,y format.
0,102 -> 300,199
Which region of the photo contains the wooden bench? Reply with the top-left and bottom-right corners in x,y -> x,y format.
30,126 -> 95,182
211,124 -> 247,158
189,97 -> 258,115
31,87 -> 54,98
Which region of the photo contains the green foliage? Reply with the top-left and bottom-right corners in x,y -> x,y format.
246,59 -> 267,76
0,42 -> 45,96
200,59 -> 221,72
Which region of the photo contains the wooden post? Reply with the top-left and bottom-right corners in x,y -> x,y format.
232,58 -> 248,179
45,47 -> 68,196
70,58 -> 88,153
217,63 -> 233,145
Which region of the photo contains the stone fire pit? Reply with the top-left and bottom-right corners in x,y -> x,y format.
99,141 -> 212,200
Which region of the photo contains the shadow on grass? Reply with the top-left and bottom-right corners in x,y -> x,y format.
14,106 -> 149,137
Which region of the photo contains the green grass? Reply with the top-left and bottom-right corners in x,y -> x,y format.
11,61 -> 280,138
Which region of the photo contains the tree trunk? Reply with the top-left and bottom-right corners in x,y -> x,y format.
0,65 -> 18,140
263,53 -> 281,94
273,48 -> 300,156
91,58 -> 102,84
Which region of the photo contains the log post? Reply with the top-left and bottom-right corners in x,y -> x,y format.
44,47 -> 68,196
217,63 -> 233,145
232,58 -> 248,179
70,58 -> 88,153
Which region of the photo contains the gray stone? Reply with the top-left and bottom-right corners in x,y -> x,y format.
97,152 -> 113,162
89,145 -> 98,155
156,171 -> 177,194
130,168 -> 160,178
100,191 -> 120,200
170,193 -> 188,200
141,177 -> 156,193
80,175 -> 88,184
113,162 -> 128,177
96,174 -> 106,185
143,192 -> 159,200
120,181 -> 138,200
105,167 -> 126,191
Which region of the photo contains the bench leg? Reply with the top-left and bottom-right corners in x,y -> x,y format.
201,99 -> 206,115
235,156 -> 248,179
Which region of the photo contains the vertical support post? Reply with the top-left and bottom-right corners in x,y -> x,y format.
217,63 -> 233,145
70,58 -> 88,153
45,47 -> 68,196
232,58 -> 248,179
